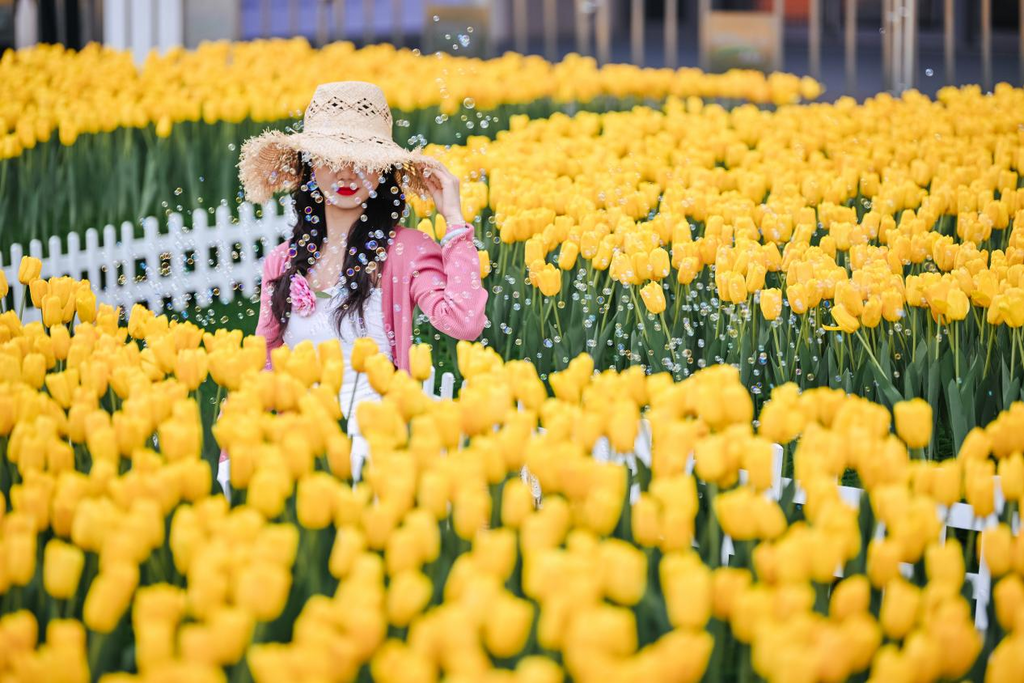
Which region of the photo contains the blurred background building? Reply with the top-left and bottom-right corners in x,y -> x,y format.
0,0 -> 1020,100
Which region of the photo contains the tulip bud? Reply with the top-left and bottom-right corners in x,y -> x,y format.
639,281 -> 666,315
662,553 -> 711,629
296,473 -> 336,530
83,562 -> 139,633
350,338 -> 378,373
42,294 -> 63,327
365,353 -> 395,394
982,524 -> 1013,578
44,539 -> 85,599
867,538 -> 901,588
558,241 -> 579,271
599,539 -> 647,606
483,593 -> 534,658
993,575 -> 1024,631
21,352 -> 46,389
478,250 -> 491,279
174,348 -> 209,392
894,398 -> 932,449
759,288 -> 782,320
29,278 -> 49,309
234,562 -> 290,622
386,570 -> 432,627
998,452 -> 1023,501
4,530 -> 36,586
880,578 -> 920,640
631,493 -> 660,547
18,256 -> 42,285
500,478 -> 535,528
408,344 -> 432,382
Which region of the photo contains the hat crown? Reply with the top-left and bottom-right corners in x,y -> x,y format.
303,81 -> 393,139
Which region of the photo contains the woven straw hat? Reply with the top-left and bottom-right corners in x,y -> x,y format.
238,81 -> 443,204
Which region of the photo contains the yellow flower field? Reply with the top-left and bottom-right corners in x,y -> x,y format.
1,267 -> 1023,682
0,39 -> 819,249
408,83 -> 1024,458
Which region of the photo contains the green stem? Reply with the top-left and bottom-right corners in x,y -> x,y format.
855,331 -> 886,376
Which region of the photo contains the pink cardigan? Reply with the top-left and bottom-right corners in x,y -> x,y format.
253,226 -> 488,372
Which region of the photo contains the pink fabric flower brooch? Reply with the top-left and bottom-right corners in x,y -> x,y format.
289,275 -> 317,317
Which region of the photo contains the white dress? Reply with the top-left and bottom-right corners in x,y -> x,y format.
282,285 -> 392,482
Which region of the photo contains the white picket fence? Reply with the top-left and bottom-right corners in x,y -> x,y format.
1,201 -> 294,323
604,427 -> 1020,633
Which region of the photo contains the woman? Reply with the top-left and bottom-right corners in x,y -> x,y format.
221,81 -> 487,483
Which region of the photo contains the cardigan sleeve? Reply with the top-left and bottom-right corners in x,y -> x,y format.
406,228 -> 488,341
254,242 -> 290,369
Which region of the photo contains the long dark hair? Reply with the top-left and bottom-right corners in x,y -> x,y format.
268,161 -> 407,344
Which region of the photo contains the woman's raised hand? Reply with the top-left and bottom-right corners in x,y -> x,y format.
423,165 -> 465,226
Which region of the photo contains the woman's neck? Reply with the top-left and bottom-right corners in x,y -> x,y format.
322,203 -> 362,257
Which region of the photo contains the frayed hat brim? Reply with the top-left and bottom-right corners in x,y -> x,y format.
238,129 -> 443,204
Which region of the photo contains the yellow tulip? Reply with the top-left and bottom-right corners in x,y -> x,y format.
365,353 -> 395,394
235,562 -> 291,622
982,524 -> 1013,578
83,562 -> 139,633
598,539 -> 647,606
29,278 -> 49,308
478,249 -> 491,279
759,288 -> 782,320
825,303 -> 860,333
483,592 -> 534,658
296,473 -> 336,530
639,281 -> 666,315
558,241 -> 579,271
18,256 -> 42,285
880,578 -> 920,640
408,343 -> 432,382
350,337 -> 378,373
43,539 -> 85,599
386,570 -> 432,627
174,348 -> 209,391
894,398 -> 932,449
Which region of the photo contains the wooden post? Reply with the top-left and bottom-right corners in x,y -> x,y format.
544,0 -> 558,61
130,0 -> 151,64
261,0 -> 271,38
809,0 -> 820,80
55,0 -> 66,44
698,0 -> 709,70
81,0 -> 94,44
334,0 -> 345,42
392,0 -> 402,47
514,0 -> 527,54
665,0 -> 677,69
904,0 -> 915,89
944,0 -> 954,84
317,0 -> 330,46
774,0 -> 784,72
597,0 -> 612,65
363,0 -> 374,45
845,0 -> 856,94
576,0 -> 590,56
157,0 -> 183,52
631,0 -> 643,66
981,0 -> 992,90
289,0 -> 299,36
882,0 -> 892,90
